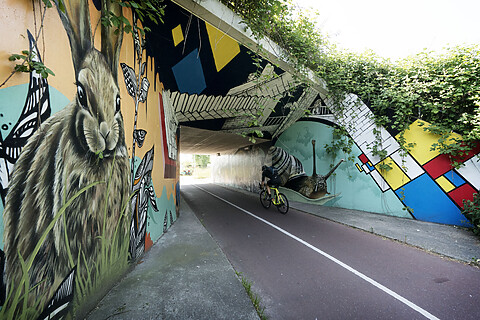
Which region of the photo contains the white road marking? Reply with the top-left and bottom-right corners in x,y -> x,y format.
195,185 -> 440,320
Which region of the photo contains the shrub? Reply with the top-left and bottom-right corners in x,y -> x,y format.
462,192 -> 480,234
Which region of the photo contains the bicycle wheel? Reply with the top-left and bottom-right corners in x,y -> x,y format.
276,193 -> 289,214
260,190 -> 271,209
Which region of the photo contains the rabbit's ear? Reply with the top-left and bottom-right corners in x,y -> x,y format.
55,0 -> 93,75
101,0 -> 124,81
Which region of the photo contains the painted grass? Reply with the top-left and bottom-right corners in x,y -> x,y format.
0,181 -> 104,319
1,153 -> 136,319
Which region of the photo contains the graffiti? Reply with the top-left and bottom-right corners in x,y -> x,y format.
2,0 -> 130,313
0,30 -> 51,203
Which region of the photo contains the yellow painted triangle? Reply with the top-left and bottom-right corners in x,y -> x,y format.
205,22 -> 240,72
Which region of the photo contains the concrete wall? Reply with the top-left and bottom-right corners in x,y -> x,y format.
213,118 -> 479,227
0,0 -> 179,317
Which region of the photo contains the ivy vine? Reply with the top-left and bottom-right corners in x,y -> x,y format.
219,0 -> 480,172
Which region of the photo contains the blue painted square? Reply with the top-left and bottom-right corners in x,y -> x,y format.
395,173 -> 470,227
172,49 -> 207,95
366,162 -> 375,171
444,170 -> 465,187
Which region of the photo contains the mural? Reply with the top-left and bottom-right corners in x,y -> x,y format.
330,94 -> 478,226
0,30 -> 51,203
2,0 -> 131,314
119,18 -> 159,261
143,2 -> 317,141
270,142 -> 344,199
0,0 -> 179,317
214,99 -> 480,228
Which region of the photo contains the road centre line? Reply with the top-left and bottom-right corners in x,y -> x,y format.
195,185 -> 440,320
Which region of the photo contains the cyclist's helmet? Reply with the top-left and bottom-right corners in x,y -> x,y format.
262,165 -> 267,171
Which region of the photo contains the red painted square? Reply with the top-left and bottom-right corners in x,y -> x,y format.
452,142 -> 480,163
448,183 -> 478,209
423,154 -> 454,179
423,141 -> 480,180
359,154 -> 368,164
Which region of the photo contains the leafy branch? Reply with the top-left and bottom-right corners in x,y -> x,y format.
8,50 -> 55,79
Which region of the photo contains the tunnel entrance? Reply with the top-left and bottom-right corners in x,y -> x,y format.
180,153 -> 212,185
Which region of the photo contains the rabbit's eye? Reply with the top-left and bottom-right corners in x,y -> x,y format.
77,84 -> 88,110
115,95 -> 121,113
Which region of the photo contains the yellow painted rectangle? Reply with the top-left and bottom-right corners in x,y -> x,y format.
375,157 -> 410,190
435,176 -> 455,192
397,120 -> 462,165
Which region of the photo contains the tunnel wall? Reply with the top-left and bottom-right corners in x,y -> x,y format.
213,118 -> 479,227
0,0 -> 179,317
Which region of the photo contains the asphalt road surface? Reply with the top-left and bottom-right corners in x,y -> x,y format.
181,184 -> 480,320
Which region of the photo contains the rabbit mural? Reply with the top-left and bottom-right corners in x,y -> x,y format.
2,0 -> 130,311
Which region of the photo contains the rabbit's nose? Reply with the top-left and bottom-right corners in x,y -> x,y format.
99,121 -> 118,153
100,130 -> 110,140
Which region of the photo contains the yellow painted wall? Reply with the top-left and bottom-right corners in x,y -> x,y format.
0,1 -> 177,199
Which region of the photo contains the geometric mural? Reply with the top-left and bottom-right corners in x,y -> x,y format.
172,49 -> 207,94
205,22 -> 240,72
335,95 -> 478,227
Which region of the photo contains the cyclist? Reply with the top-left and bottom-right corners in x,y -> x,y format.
261,165 -> 281,199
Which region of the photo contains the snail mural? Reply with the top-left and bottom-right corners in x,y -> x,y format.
269,140 -> 344,199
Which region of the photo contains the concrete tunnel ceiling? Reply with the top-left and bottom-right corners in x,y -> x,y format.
152,0 -> 330,156
180,125 -> 268,155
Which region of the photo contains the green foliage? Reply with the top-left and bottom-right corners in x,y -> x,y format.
318,46 -> 480,163
8,50 -> 55,79
102,0 -> 165,35
324,127 -> 354,161
462,193 -> 480,235
220,0 -> 328,72
194,155 -> 210,168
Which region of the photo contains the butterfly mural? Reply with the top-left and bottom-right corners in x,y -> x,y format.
120,20 -> 159,260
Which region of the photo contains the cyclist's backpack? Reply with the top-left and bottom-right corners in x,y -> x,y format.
270,166 -> 279,179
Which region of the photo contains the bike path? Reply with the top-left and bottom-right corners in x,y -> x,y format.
183,184 -> 480,320
86,183 -> 480,319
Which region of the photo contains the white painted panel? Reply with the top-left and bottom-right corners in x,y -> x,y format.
390,150 -> 424,180
370,169 -> 390,192
457,157 -> 480,190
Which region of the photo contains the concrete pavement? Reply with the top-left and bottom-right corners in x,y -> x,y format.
86,183 -> 480,319
86,194 -> 259,320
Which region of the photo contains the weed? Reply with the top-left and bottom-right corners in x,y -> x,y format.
235,271 -> 268,320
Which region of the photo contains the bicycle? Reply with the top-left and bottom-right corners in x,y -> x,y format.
259,184 -> 289,214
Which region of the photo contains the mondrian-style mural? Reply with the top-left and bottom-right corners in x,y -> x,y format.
334,94 -> 479,226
